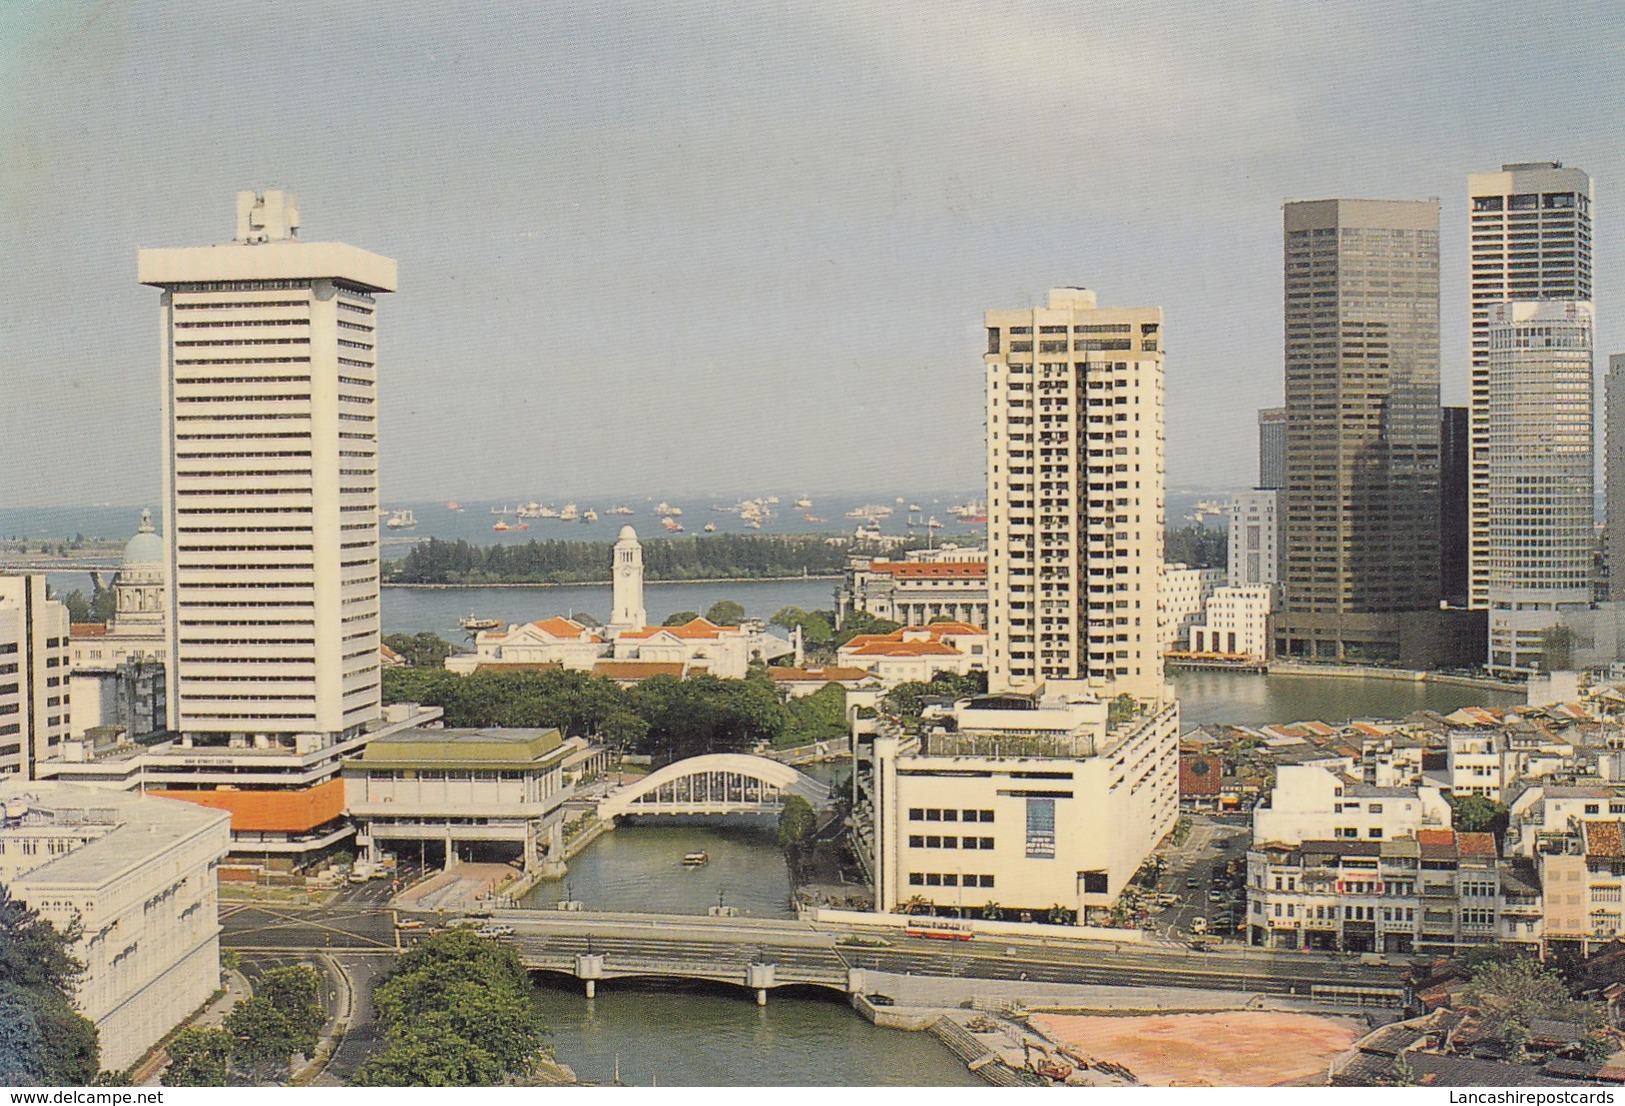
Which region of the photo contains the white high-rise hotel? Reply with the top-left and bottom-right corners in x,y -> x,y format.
982,288 -> 1165,699
139,193 -> 392,754
1468,162 -> 1593,611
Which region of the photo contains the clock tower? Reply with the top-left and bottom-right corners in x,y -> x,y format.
610,525 -> 646,632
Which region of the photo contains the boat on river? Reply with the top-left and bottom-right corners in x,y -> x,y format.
682,851 -> 709,867
460,614 -> 502,632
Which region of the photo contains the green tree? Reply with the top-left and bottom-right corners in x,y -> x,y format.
770,606 -> 807,630
1449,794 -> 1510,836
780,683 -> 848,748
0,884 -> 98,1085
383,631 -> 456,669
771,607 -> 835,650
224,965 -> 325,1079
833,610 -> 901,649
777,795 -> 817,856
1464,958 -> 1596,1039
704,600 -> 746,626
663,611 -> 700,626
354,930 -> 550,1086
60,590 -> 93,624
1107,693 -> 1138,726
163,1027 -> 232,1087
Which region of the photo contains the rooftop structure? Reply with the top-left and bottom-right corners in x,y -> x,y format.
0,780 -> 230,1070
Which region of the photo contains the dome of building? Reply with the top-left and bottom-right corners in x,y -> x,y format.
618,525 -> 638,542
122,508 -> 164,567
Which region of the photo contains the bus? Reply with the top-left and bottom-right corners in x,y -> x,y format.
903,918 -> 974,941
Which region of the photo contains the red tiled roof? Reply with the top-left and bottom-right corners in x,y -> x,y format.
473,661 -> 565,673
529,616 -> 602,642
1179,754 -> 1223,796
769,666 -> 871,682
1417,829 -> 1458,859
874,561 -> 987,580
70,622 -> 109,637
1457,832 -> 1498,858
1586,821 -> 1625,860
380,643 -> 402,662
845,640 -> 961,657
591,661 -> 687,680
842,624 -> 986,652
619,617 -> 734,641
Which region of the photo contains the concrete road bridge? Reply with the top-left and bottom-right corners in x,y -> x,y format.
597,753 -> 833,819
482,909 -> 1412,1009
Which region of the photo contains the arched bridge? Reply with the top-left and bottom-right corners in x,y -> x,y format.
598,753 -> 833,818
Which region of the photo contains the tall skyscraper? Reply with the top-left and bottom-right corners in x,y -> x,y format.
1485,302 -> 1594,673
982,287 -> 1165,699
136,191 -> 408,860
1608,354 -> 1625,602
0,576 -> 70,778
1257,407 -> 1286,490
1439,407 -> 1470,607
1467,162 -> 1593,609
1275,199 -> 1441,663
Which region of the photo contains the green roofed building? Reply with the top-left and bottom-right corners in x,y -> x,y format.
343,727 -> 579,872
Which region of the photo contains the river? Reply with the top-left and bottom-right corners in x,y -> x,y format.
48,567 -> 1526,1084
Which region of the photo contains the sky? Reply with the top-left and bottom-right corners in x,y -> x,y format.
3,0 -> 1622,506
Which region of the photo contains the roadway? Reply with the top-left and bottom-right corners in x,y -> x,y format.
496,910 -> 1408,999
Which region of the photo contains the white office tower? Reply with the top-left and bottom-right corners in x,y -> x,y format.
1485,301 -> 1594,673
0,576 -> 70,777
609,525 -> 647,632
1228,489 -> 1280,589
982,288 -> 1165,699
1609,354 -> 1625,601
1468,162 -> 1593,609
139,192 -> 394,744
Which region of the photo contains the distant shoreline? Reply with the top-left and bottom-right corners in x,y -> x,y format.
383,575 -> 842,590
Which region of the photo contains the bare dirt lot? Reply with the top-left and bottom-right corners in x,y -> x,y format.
1028,1010 -> 1362,1086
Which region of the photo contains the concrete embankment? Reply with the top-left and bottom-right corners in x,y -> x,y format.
1266,661 -> 1517,693
845,969 -> 1373,1087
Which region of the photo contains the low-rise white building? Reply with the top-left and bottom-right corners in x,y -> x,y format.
1246,830 -> 1538,954
865,685 -> 1179,924
835,622 -> 987,686
343,727 -> 575,872
1252,764 -> 1451,847
835,549 -> 988,629
1186,585 -> 1273,661
612,617 -> 794,679
0,781 -> 231,1071
445,617 -> 605,675
1160,565 -> 1225,651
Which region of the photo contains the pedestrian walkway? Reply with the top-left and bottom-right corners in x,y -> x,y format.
394,861 -> 516,912
131,968 -> 251,1086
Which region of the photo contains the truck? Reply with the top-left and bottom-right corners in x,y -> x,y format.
350,860 -> 379,883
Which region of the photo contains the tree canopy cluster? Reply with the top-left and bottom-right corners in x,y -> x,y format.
878,671 -> 989,728
351,930 -> 552,1086
1165,524 -> 1228,570
58,587 -> 116,626
389,534 -> 860,586
0,885 -> 101,1086
1462,958 -> 1603,1059
383,631 -> 458,669
164,965 -> 327,1085
383,666 -> 851,759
